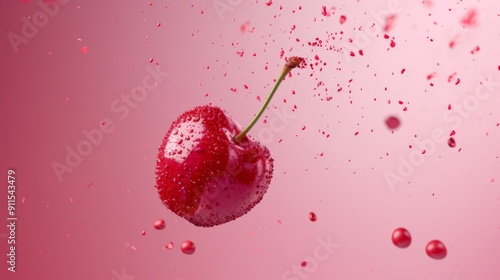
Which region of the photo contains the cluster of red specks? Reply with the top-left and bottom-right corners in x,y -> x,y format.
265,0 -> 273,7
321,6 -> 336,17
461,8 -> 478,27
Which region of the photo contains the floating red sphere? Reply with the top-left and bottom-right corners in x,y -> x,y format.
391,227 -> 412,248
181,240 -> 196,255
153,219 -> 166,230
385,116 -> 401,130
426,240 -> 447,259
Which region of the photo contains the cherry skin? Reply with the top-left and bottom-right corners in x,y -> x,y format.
155,57 -> 303,227
391,227 -> 412,248
155,105 -> 273,227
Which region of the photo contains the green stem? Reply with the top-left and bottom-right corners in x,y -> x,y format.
233,68 -> 291,143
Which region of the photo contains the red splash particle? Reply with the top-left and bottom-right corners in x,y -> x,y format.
385,116 -> 400,129
340,15 -> 346,24
240,21 -> 253,33
449,34 -> 461,48
390,40 -> 396,48
384,15 -> 397,32
80,46 -> 88,53
450,130 -> 456,136
309,212 -> 317,222
461,9 -> 478,27
265,0 -> 272,6
301,261 -> 307,267
471,46 -> 480,54
448,138 -> 456,148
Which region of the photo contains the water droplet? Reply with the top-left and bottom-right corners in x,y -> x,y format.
141,230 -> 146,236
392,227 -> 411,248
165,242 -> 174,250
153,219 -> 166,230
426,240 -> 447,259
181,240 -> 196,255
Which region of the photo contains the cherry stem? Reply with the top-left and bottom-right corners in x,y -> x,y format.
234,57 -> 302,143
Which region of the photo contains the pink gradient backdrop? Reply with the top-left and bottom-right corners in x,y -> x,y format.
1,0 -> 500,279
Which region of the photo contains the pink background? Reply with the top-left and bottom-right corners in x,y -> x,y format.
1,0 -> 500,279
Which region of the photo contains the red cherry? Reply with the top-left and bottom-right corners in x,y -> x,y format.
155,57 -> 302,227
155,105 -> 273,227
391,227 -> 411,248
426,240 -> 447,259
